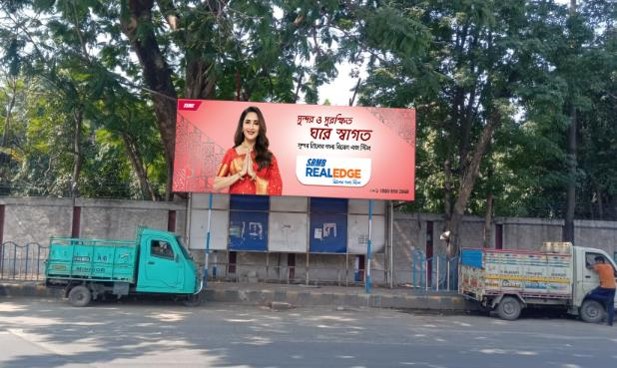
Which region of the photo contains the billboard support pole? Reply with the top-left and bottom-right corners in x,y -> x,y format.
204,193 -> 213,289
365,200 -> 373,294
389,200 -> 394,289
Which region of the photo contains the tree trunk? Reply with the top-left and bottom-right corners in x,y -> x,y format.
443,159 -> 453,232
158,0 -> 218,100
0,80 -> 15,190
70,107 -> 83,198
121,132 -> 157,201
186,57 -> 216,99
483,192 -> 493,248
564,105 -> 576,242
120,0 -> 178,201
458,31 -> 480,168
349,77 -> 362,106
1,80 -> 16,148
447,110 -> 501,256
564,0 -> 577,242
596,183 -> 604,220
1,78 -> 17,169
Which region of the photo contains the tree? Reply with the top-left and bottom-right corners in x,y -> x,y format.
2,0 -> 616,226
574,0 -> 617,220
0,0 -> 169,199
2,0 -> 354,200
360,0 -> 553,254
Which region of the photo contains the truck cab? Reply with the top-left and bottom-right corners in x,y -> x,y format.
135,228 -> 199,294
571,246 -> 617,321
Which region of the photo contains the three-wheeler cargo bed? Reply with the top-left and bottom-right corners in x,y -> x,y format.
45,237 -> 138,283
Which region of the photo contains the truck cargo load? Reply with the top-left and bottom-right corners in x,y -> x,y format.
46,239 -> 138,283
460,248 -> 572,301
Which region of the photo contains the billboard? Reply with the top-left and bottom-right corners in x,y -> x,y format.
173,99 -> 415,201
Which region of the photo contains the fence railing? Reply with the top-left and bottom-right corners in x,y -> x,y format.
0,242 -> 458,292
0,241 -> 49,281
409,250 -> 458,291
205,260 -> 381,287
199,251 -> 459,291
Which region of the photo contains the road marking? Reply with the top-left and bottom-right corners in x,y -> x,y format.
8,328 -> 69,356
8,328 -> 103,359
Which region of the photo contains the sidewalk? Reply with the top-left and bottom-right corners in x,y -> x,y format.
0,280 -> 478,312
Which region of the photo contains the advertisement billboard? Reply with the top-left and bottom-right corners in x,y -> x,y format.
173,100 -> 415,201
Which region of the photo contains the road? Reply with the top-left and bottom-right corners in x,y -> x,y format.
0,298 -> 615,368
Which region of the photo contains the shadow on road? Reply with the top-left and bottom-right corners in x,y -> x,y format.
0,297 -> 366,368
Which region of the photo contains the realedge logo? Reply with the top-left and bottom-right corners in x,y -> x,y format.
305,158 -> 362,179
178,100 -> 202,111
296,156 -> 371,187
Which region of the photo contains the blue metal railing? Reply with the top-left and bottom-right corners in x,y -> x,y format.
410,250 -> 458,291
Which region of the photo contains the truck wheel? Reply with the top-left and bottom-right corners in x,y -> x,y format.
68,285 -> 92,307
183,293 -> 203,307
580,299 -> 605,323
496,296 -> 522,321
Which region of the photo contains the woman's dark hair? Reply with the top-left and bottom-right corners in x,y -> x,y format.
234,106 -> 273,170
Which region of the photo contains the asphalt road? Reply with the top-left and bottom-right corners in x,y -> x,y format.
0,298 -> 615,368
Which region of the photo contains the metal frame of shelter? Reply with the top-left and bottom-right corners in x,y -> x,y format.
200,194 -> 391,293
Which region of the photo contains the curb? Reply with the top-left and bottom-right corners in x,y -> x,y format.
1,281 -> 478,312
0,282 -> 63,298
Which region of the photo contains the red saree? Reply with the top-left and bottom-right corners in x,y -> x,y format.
216,148 -> 283,195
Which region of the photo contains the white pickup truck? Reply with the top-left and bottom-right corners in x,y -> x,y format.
459,242 -> 617,321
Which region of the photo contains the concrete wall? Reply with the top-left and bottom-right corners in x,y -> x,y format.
389,214 -> 617,286
2,198 -> 73,246
499,217 -> 564,250
2,196 -> 617,286
574,220 -> 617,254
1,197 -> 187,245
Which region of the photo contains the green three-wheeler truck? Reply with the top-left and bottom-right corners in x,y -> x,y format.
45,227 -> 202,307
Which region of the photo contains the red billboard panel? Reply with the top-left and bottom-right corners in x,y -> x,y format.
173,100 -> 415,201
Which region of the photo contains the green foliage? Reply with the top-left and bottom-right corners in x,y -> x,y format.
360,0 -> 617,222
1,0 -> 617,222
0,0 -> 167,199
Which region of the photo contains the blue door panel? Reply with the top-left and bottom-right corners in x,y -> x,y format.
229,211 -> 268,251
230,195 -> 270,211
310,198 -> 348,214
309,213 -> 347,253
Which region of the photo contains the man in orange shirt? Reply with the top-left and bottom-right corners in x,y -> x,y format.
589,256 -> 616,326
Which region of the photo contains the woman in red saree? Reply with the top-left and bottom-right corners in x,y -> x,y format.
213,106 -> 283,195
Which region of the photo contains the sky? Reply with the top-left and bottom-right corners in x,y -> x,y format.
318,61 -> 366,107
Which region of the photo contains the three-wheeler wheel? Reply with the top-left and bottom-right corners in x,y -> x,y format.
68,285 -> 92,307
183,292 -> 203,307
